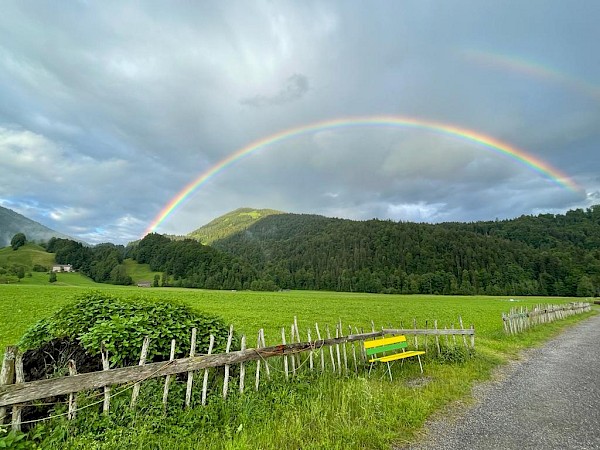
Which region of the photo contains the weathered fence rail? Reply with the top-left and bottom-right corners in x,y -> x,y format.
0,316 -> 474,430
502,302 -> 592,335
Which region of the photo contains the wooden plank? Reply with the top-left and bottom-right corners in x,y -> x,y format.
381,327 -> 475,336
364,335 -> 407,348
365,342 -> 408,355
0,330 -> 387,407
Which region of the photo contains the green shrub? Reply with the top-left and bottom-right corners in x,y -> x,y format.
19,292 -> 234,367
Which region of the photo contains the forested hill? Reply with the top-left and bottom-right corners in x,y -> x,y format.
187,207 -> 283,245
209,206 -> 600,297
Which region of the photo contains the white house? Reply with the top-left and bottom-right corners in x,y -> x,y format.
52,264 -> 73,272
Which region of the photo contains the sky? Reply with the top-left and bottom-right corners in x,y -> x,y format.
0,1 -> 599,245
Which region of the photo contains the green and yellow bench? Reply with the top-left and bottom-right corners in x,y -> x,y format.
364,335 -> 425,381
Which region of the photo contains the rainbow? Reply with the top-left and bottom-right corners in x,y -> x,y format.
143,115 -> 582,236
462,49 -> 600,102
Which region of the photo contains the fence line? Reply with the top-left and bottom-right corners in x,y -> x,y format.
502,302 -> 592,335
0,316 -> 474,430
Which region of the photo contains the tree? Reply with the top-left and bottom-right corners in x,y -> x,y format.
576,275 -> 594,297
11,233 -> 26,250
49,272 -> 57,283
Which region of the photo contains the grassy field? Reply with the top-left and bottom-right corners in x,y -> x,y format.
0,243 -> 54,269
0,284 -> 595,449
123,258 -> 161,284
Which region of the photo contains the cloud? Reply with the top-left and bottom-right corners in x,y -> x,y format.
240,73 -> 310,107
0,1 -> 597,243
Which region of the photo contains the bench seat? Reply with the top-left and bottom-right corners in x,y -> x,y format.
364,335 -> 425,380
369,350 -> 426,364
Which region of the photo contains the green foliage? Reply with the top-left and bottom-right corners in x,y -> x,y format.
0,428 -> 28,449
32,264 -> 47,272
187,207 -> 284,245
211,206 -> 600,297
11,232 -> 26,250
131,234 -> 258,290
48,271 -> 57,283
18,292 -> 233,367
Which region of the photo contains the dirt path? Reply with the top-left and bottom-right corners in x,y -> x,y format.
404,313 -> 600,450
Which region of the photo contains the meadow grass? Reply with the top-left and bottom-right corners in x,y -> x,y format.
0,243 -> 54,269
0,284 -> 595,449
122,258 -> 161,284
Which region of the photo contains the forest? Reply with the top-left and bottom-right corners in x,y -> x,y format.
40,206 -> 600,296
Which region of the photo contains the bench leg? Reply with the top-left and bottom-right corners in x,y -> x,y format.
368,362 -> 374,376
387,361 -> 393,381
417,354 -> 423,374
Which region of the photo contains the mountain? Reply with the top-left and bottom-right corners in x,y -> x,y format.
187,207 -> 284,245
208,206 -> 600,297
0,205 -> 73,248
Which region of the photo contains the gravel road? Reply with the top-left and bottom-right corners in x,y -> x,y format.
404,312 -> 600,450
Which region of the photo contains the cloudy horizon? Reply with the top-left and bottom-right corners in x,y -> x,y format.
1,1 -> 598,244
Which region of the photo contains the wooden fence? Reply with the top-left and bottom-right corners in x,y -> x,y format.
0,316 -> 474,431
502,302 -> 592,335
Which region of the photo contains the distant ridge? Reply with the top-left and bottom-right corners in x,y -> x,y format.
0,205 -> 74,247
187,207 -> 284,245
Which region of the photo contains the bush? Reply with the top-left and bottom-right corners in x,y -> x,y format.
19,292 -> 234,368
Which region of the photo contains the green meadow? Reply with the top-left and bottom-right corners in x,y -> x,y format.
0,284 -> 595,449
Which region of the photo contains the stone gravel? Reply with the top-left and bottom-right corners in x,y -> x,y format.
402,312 -> 600,450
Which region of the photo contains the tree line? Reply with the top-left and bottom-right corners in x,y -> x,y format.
27,205 -> 600,296
210,206 -> 600,297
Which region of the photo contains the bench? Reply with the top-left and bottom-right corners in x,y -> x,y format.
364,335 -> 425,381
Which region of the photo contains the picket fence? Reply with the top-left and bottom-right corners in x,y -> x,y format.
0,316 -> 475,431
501,302 -> 592,335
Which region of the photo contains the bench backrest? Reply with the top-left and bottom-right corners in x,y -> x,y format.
364,335 -> 408,356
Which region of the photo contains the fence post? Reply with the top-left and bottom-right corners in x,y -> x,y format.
0,346 -> 17,424
239,335 -> 246,394
255,330 -> 262,391
11,352 -> 24,431
185,328 -> 197,408
281,328 -> 289,380
202,335 -> 215,404
260,329 -> 270,379
68,360 -> 78,420
162,339 -> 176,409
131,336 -> 150,409
101,343 -> 111,415
223,325 -> 234,399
